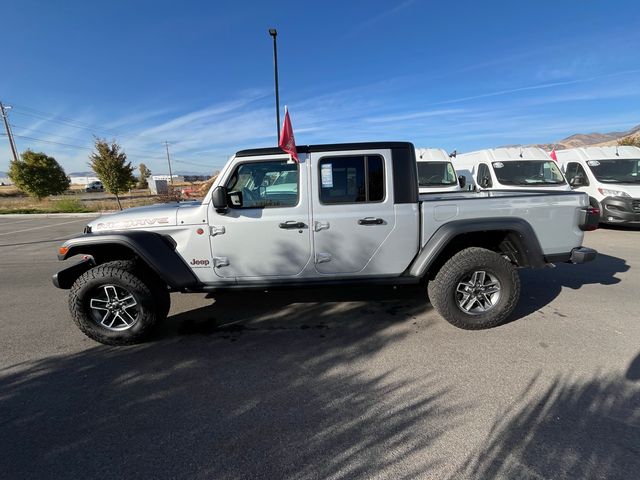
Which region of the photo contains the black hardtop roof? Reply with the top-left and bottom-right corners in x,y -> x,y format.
235,141 -> 415,157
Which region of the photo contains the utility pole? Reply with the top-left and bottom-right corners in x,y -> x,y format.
0,102 -> 19,162
164,141 -> 174,185
268,28 -> 281,143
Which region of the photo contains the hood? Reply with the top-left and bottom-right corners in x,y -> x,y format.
88,203 -> 183,232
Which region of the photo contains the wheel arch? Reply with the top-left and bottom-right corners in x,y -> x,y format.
55,231 -> 199,290
409,217 -> 545,279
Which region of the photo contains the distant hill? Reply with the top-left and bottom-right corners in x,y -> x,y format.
533,124 -> 640,150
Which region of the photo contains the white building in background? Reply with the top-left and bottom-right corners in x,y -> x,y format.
0,175 -> 13,185
152,174 -> 185,183
69,175 -> 100,185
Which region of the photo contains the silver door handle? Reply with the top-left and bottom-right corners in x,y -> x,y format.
314,221 -> 330,232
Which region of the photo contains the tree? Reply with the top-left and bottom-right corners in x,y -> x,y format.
618,135 -> 640,147
138,163 -> 152,189
8,150 -> 70,200
89,138 -> 136,210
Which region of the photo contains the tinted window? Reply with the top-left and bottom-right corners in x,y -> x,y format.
417,161 -> 457,187
585,159 -> 640,184
226,160 -> 298,208
477,163 -> 492,188
492,160 -> 565,186
319,155 -> 384,204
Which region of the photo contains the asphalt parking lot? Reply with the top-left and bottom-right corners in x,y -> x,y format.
1,215 -> 639,480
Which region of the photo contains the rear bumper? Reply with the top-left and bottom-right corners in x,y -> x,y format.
600,196 -> 640,224
545,247 -> 597,265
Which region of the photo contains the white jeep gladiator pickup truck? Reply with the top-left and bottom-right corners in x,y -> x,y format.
53,142 -> 598,345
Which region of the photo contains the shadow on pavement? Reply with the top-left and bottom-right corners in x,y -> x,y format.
627,352 -> 640,381
0,285 -> 462,479
511,253 -> 629,321
453,374 -> 640,480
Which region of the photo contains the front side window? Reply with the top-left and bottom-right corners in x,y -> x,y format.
565,162 -> 589,186
491,160 -> 565,186
585,159 -> 640,184
418,161 -> 457,187
477,163 -> 492,188
319,155 -> 385,204
226,159 -> 298,208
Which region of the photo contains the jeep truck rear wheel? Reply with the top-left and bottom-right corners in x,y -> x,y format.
69,264 -> 162,345
428,247 -> 520,330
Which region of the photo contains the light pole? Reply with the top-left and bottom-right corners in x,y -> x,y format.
269,28 -> 281,143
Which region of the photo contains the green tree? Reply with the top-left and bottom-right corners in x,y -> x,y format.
89,138 -> 136,210
138,163 -> 152,189
8,150 -> 70,200
618,135 -> 640,147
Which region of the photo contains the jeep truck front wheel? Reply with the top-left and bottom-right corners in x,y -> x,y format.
69,264 -> 163,345
428,247 -> 520,329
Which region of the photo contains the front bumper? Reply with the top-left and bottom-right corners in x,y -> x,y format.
600,196 -> 640,224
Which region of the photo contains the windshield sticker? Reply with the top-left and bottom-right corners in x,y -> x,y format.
492,162 -> 504,168
321,163 -> 333,187
587,160 -> 600,167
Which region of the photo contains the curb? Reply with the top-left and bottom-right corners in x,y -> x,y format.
0,212 -> 108,218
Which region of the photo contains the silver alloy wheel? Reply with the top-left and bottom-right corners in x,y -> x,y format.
88,285 -> 139,331
455,270 -> 501,315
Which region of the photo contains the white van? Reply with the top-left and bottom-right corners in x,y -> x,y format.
415,148 -> 466,193
557,146 -> 640,225
454,147 -> 570,191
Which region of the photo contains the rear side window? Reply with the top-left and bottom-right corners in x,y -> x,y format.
319,155 -> 385,204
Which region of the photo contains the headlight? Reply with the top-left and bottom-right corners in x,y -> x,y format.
597,188 -> 631,198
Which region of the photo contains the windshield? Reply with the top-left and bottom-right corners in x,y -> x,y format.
585,159 -> 640,184
491,160 -> 566,186
418,162 -> 457,187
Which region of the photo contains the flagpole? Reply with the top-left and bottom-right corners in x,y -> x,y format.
269,28 -> 281,143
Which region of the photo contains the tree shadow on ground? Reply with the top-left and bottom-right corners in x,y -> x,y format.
453,374 -> 640,480
0,285 -> 464,479
510,253 -> 629,321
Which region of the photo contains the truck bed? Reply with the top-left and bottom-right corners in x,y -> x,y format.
419,190 -> 589,255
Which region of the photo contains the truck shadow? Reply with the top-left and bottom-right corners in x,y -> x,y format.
1,285 -> 460,479
159,284 -> 432,340
510,252 -> 629,321
451,373 -> 640,480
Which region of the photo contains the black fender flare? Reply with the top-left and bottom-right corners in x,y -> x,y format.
56,231 -> 199,290
408,217 -> 546,277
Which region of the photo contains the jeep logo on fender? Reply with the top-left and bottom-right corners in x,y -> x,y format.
190,259 -> 210,267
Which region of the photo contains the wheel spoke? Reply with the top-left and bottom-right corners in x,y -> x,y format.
104,285 -> 119,301
462,295 -> 478,312
120,295 -> 137,309
120,309 -> 136,326
90,298 -> 109,311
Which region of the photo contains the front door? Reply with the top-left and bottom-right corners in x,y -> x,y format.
310,150 -> 395,275
209,155 -> 312,279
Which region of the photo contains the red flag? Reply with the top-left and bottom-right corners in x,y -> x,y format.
278,106 -> 298,162
550,149 -> 558,161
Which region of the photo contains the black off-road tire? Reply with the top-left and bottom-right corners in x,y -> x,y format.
69,264 -> 160,345
100,260 -> 171,319
428,247 -> 520,330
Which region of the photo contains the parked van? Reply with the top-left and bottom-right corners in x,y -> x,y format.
455,147 -> 570,191
415,148 -> 466,193
557,146 -> 640,225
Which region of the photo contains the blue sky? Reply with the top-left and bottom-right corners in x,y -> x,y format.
1,0 -> 639,174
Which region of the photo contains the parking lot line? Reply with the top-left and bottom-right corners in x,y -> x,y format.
0,218 -> 88,236
0,218 -> 41,226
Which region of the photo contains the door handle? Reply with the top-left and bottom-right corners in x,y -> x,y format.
357,217 -> 384,225
279,221 -> 306,229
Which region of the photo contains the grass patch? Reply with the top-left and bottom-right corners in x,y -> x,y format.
0,198 -> 91,214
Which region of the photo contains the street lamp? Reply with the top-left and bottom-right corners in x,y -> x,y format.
269,28 -> 280,143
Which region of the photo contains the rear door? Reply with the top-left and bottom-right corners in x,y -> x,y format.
309,149 -> 396,275
209,155 -> 312,279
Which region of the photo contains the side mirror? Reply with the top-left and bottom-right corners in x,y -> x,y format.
480,176 -> 491,188
458,175 -> 466,189
569,176 -> 585,187
212,186 -> 228,212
